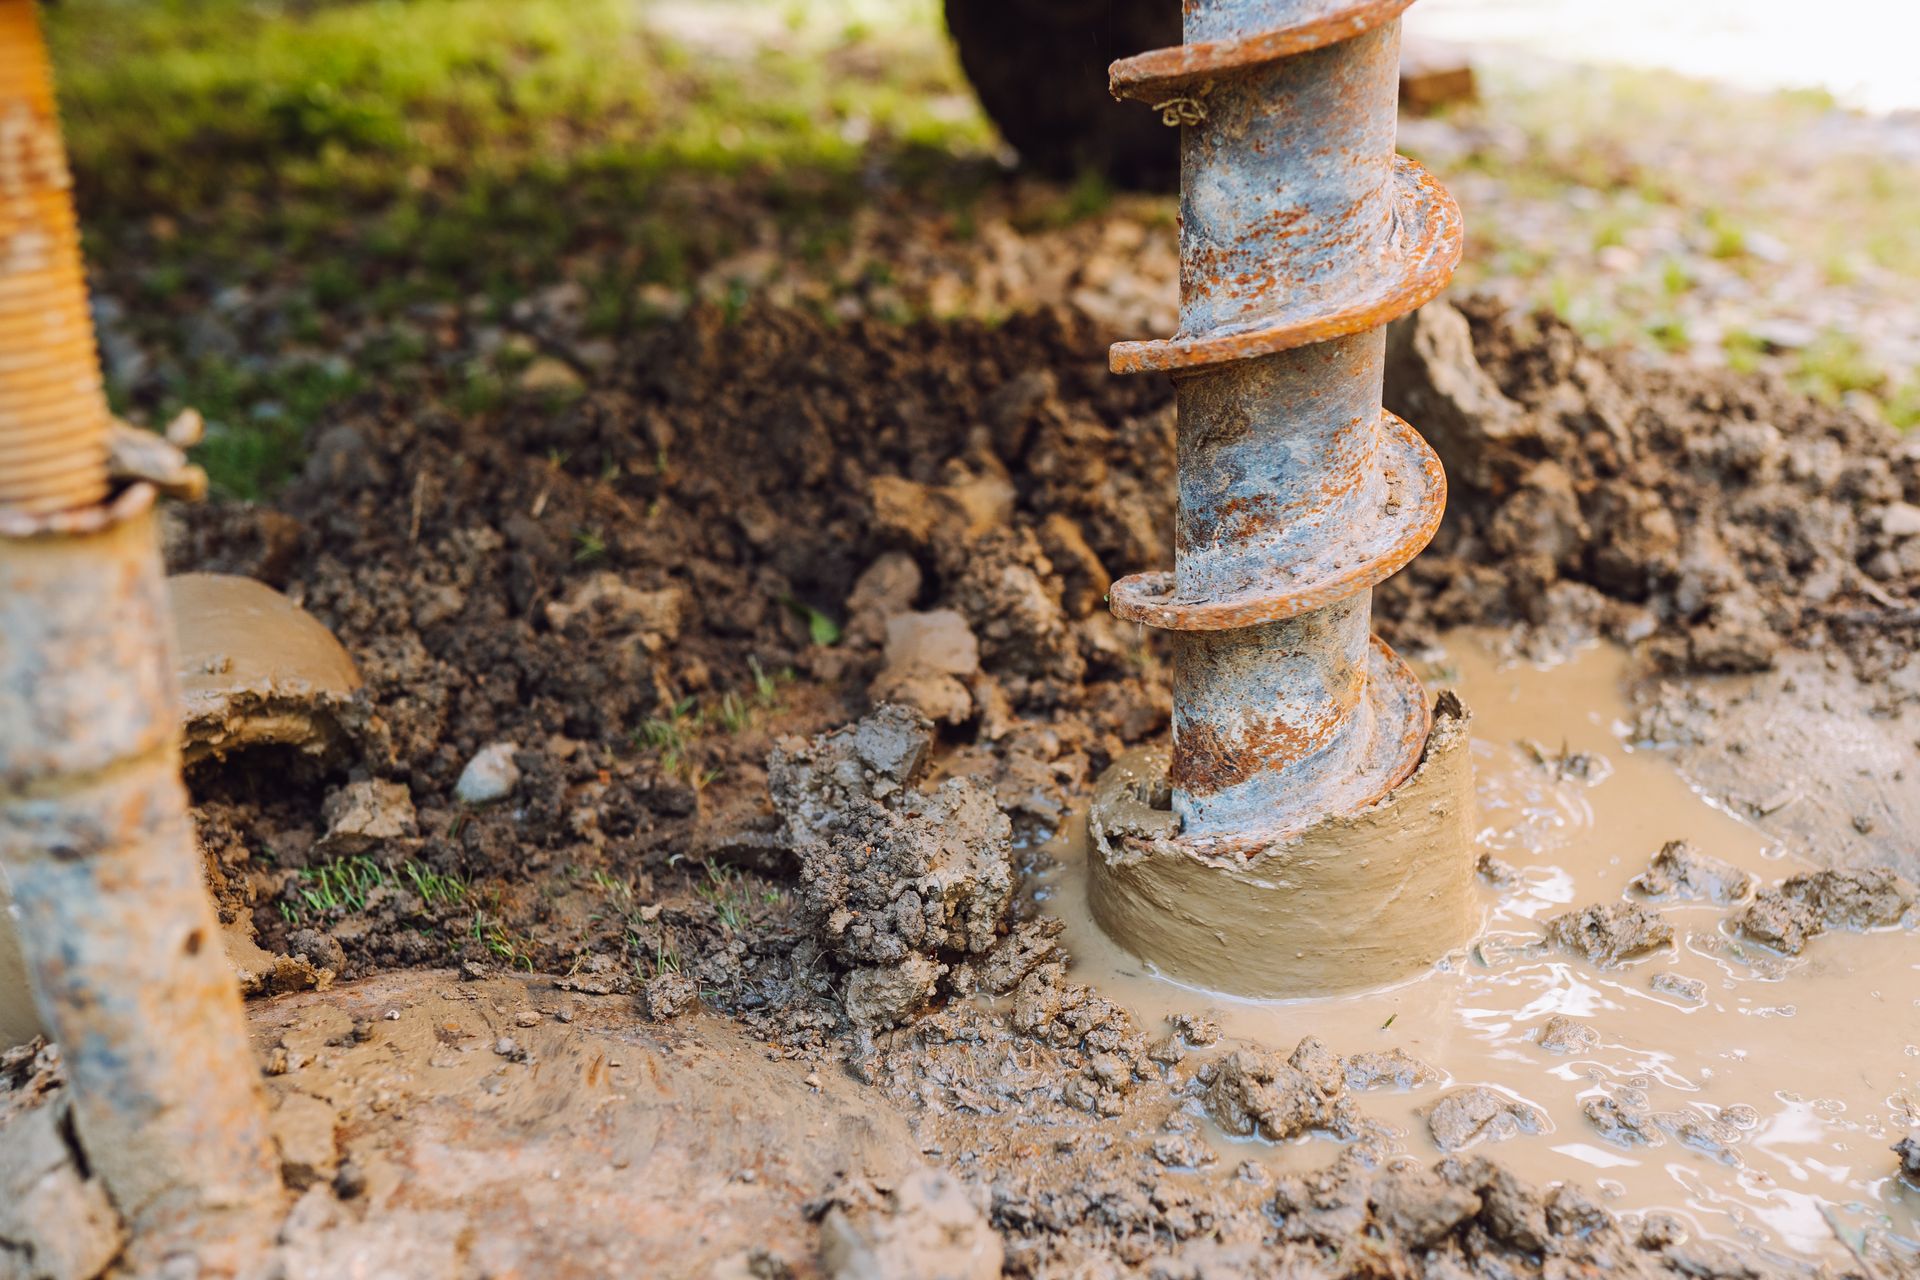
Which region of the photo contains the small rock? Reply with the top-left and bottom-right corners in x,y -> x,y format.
318,779 -> 417,855
1879,502 -> 1920,538
1896,1136 -> 1920,1181
332,1159 -> 368,1200
455,742 -> 521,805
493,1036 -> 527,1061
1584,1097 -> 1660,1148
285,928 -> 346,977
517,355 -> 583,395
1543,901 -> 1673,965
513,1010 -> 542,1028
641,971 -> 700,1021
1629,840 -> 1752,904
1425,1087 -> 1545,1152
1536,1015 -> 1599,1055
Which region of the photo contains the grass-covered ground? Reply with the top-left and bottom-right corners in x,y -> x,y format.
48,0 -> 1920,497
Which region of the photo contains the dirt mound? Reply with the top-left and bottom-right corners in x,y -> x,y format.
150,298 -> 1920,1277
1385,298 -> 1920,674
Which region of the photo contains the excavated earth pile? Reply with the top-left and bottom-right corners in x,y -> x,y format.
5,299 -> 1918,1279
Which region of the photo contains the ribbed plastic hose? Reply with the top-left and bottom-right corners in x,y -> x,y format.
0,0 -> 109,517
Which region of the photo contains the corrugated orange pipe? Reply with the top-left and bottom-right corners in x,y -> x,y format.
0,0 -> 109,515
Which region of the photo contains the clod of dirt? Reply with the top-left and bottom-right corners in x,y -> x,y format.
2,1041 -> 123,1274
769,704 -> 932,850
1737,867 -> 1916,954
317,779 -> 417,856
1543,901 -> 1674,965
641,972 -> 699,1021
869,609 -> 981,725
1343,1049 -> 1437,1091
1629,840 -> 1753,905
818,1167 -> 1002,1280
844,956 -> 946,1029
1368,1166 -> 1483,1248
454,742 -> 521,806
0,1093 -> 125,1280
1199,1040 -> 1359,1142
1650,971 -> 1707,1004
170,572 -> 364,769
771,706 -> 1013,1027
271,1090 -> 341,1191
1584,1097 -> 1661,1148
542,572 -> 684,640
1425,1087 -> 1546,1152
1536,1015 -> 1599,1055
1897,1136 -> 1920,1182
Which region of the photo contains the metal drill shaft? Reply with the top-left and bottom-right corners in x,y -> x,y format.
1108,0 -> 1461,847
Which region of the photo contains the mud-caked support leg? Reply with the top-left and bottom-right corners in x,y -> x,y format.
0,0 -> 283,1270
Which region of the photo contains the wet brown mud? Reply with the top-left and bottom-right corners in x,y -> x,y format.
5,298 -> 1920,1277
1044,628 -> 1920,1264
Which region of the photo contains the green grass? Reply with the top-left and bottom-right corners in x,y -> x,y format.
281,853 -> 469,923
48,0 -> 993,495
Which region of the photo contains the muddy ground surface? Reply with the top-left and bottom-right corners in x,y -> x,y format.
8,296 -> 1919,1278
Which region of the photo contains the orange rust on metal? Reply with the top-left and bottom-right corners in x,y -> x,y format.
1111,158 -> 1461,375
1110,409 -> 1445,631
1111,0 -> 1417,99
1105,0 -> 1461,848
1169,700 -> 1337,797
0,0 -> 110,517
1175,638 -> 1431,859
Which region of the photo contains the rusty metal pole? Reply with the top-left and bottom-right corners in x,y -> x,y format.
0,1 -> 283,1271
1105,0 -> 1461,850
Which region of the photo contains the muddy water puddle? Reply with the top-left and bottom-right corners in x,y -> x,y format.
1040,628 -> 1920,1265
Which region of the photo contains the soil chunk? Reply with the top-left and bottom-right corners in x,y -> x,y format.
317,779 -> 417,856
1897,1136 -> 1920,1182
1536,1015 -> 1599,1055
1543,901 -> 1673,965
1199,1040 -> 1359,1142
818,1168 -> 1002,1280
1368,1166 -> 1482,1247
869,610 -> 981,725
641,972 -> 699,1021
1737,867 -> 1915,954
1425,1087 -> 1546,1152
0,1093 -> 125,1280
1650,971 -> 1707,1004
1629,840 -> 1753,904
1343,1049 -> 1437,1091
771,707 -> 1013,1027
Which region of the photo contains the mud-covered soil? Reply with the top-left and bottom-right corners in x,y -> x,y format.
123,297 -> 1920,1276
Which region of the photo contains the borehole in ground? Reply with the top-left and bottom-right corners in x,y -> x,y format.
1042,627 -> 1920,1265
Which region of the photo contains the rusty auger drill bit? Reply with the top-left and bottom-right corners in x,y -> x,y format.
1106,0 -> 1462,851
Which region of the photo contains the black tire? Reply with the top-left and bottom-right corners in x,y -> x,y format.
944,0 -> 1179,191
